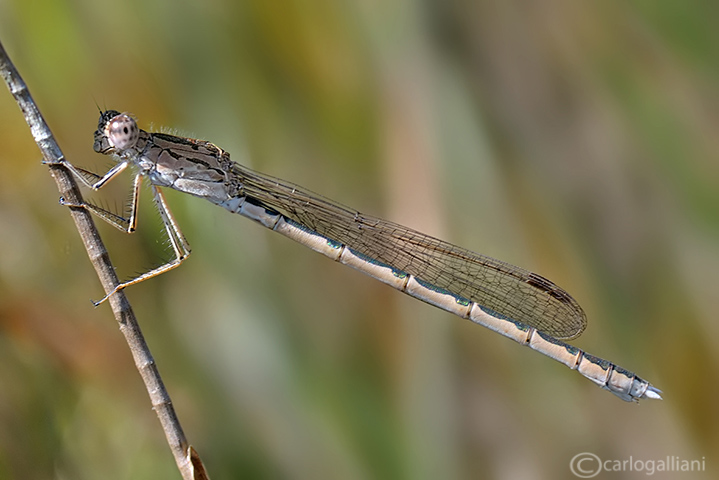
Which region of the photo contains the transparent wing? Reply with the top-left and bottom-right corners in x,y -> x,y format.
235,164 -> 587,340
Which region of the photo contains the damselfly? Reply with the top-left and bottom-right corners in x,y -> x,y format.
59,110 -> 661,402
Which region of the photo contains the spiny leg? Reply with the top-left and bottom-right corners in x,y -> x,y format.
152,185 -> 191,261
47,155 -> 129,190
91,185 -> 191,305
62,174 -> 190,304
60,171 -> 142,233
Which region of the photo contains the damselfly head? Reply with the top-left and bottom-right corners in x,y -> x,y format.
103,113 -> 140,151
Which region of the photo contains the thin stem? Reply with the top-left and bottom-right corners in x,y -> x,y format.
0,39 -> 208,480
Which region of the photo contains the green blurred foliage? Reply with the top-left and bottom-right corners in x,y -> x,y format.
1,0 -> 717,478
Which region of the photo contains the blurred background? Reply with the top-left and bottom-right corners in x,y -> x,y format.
1,0 -> 717,478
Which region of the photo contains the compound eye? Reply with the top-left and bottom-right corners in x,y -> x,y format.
105,114 -> 139,150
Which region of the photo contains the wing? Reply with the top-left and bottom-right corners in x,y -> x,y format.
234,163 -> 587,340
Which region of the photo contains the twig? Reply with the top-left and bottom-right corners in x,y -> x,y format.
0,40 -> 208,480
